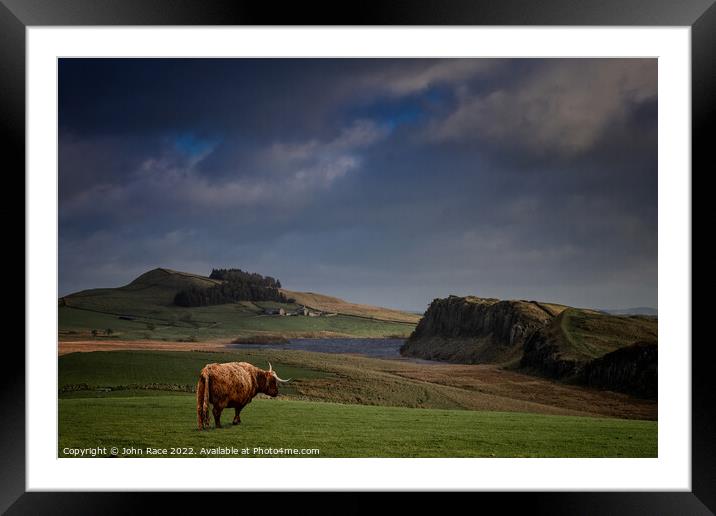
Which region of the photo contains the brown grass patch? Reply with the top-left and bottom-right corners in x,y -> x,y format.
281,289 -> 421,324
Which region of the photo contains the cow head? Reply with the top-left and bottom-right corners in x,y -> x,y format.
263,362 -> 291,397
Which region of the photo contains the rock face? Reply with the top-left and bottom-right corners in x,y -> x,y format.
520,329 -> 582,379
520,309 -> 658,398
401,294 -> 657,399
400,296 -> 556,363
581,341 -> 657,399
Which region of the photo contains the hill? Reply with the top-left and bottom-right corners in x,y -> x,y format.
59,268 -> 417,341
281,289 -> 421,324
399,295 -> 572,363
601,307 -> 658,316
61,268 -> 223,314
524,308 -> 657,364
520,308 -> 657,386
129,267 -> 223,291
400,295 -> 657,398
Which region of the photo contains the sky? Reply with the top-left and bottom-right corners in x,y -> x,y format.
58,58 -> 657,312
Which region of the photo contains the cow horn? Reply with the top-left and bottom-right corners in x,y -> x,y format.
272,371 -> 292,383
268,362 -> 272,372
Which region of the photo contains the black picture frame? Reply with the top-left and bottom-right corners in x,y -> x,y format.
5,0 -> 710,513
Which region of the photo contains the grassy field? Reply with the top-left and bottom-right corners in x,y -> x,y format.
58,349 -> 657,419
59,350 -> 330,398
59,395 -> 657,458
58,348 -> 657,457
59,304 -> 414,341
59,268 -> 418,341
57,269 -> 658,458
557,308 -> 658,360
58,349 -> 496,410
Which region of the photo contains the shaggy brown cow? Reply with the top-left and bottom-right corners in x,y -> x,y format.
196,361 -> 291,430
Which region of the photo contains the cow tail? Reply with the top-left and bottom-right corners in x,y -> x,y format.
203,372 -> 210,426
197,370 -> 210,430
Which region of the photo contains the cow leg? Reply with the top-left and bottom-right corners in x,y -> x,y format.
233,406 -> 243,425
213,406 -> 223,428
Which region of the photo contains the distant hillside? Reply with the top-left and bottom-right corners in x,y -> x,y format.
174,267 -> 288,307
399,296 -> 569,363
59,268 -> 418,341
282,289 -> 421,325
601,307 -> 658,316
520,309 -> 657,387
400,295 -> 657,398
61,268 -> 222,313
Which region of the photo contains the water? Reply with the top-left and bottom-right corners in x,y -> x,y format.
231,338 -> 408,359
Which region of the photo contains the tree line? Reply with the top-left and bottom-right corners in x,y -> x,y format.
174,268 -> 290,307
208,268 -> 281,288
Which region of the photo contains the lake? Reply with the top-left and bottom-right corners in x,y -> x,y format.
230,338 -> 410,359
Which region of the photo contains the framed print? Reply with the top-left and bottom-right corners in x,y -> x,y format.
6,0 -> 712,513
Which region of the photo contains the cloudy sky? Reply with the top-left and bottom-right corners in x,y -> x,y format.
59,58 -> 657,312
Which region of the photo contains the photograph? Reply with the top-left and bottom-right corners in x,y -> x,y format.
57,57 -> 658,459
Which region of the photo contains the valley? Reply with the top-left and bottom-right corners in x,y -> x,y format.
57,267 -> 658,458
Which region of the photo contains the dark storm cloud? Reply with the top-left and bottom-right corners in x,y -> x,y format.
58,58 -> 657,311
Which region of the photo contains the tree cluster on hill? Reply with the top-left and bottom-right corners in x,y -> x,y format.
208,268 -> 281,288
174,268 -> 288,307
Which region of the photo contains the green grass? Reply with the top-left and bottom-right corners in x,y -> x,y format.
59,348 -> 468,413
59,350 -> 330,397
558,309 -> 658,360
58,350 -> 479,410
58,395 -> 657,458
58,350 -> 657,457
58,349 -> 659,417
59,268 -> 417,340
59,304 -> 414,341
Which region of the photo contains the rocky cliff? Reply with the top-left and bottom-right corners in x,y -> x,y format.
401,295 -> 657,398
520,328 -> 582,379
581,341 -> 657,399
399,295 -> 562,363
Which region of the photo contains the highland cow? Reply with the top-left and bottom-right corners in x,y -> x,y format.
196,361 -> 290,430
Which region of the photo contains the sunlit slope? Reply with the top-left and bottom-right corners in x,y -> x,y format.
59,268 -> 418,340
281,289 -> 421,324
542,308 -> 657,362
